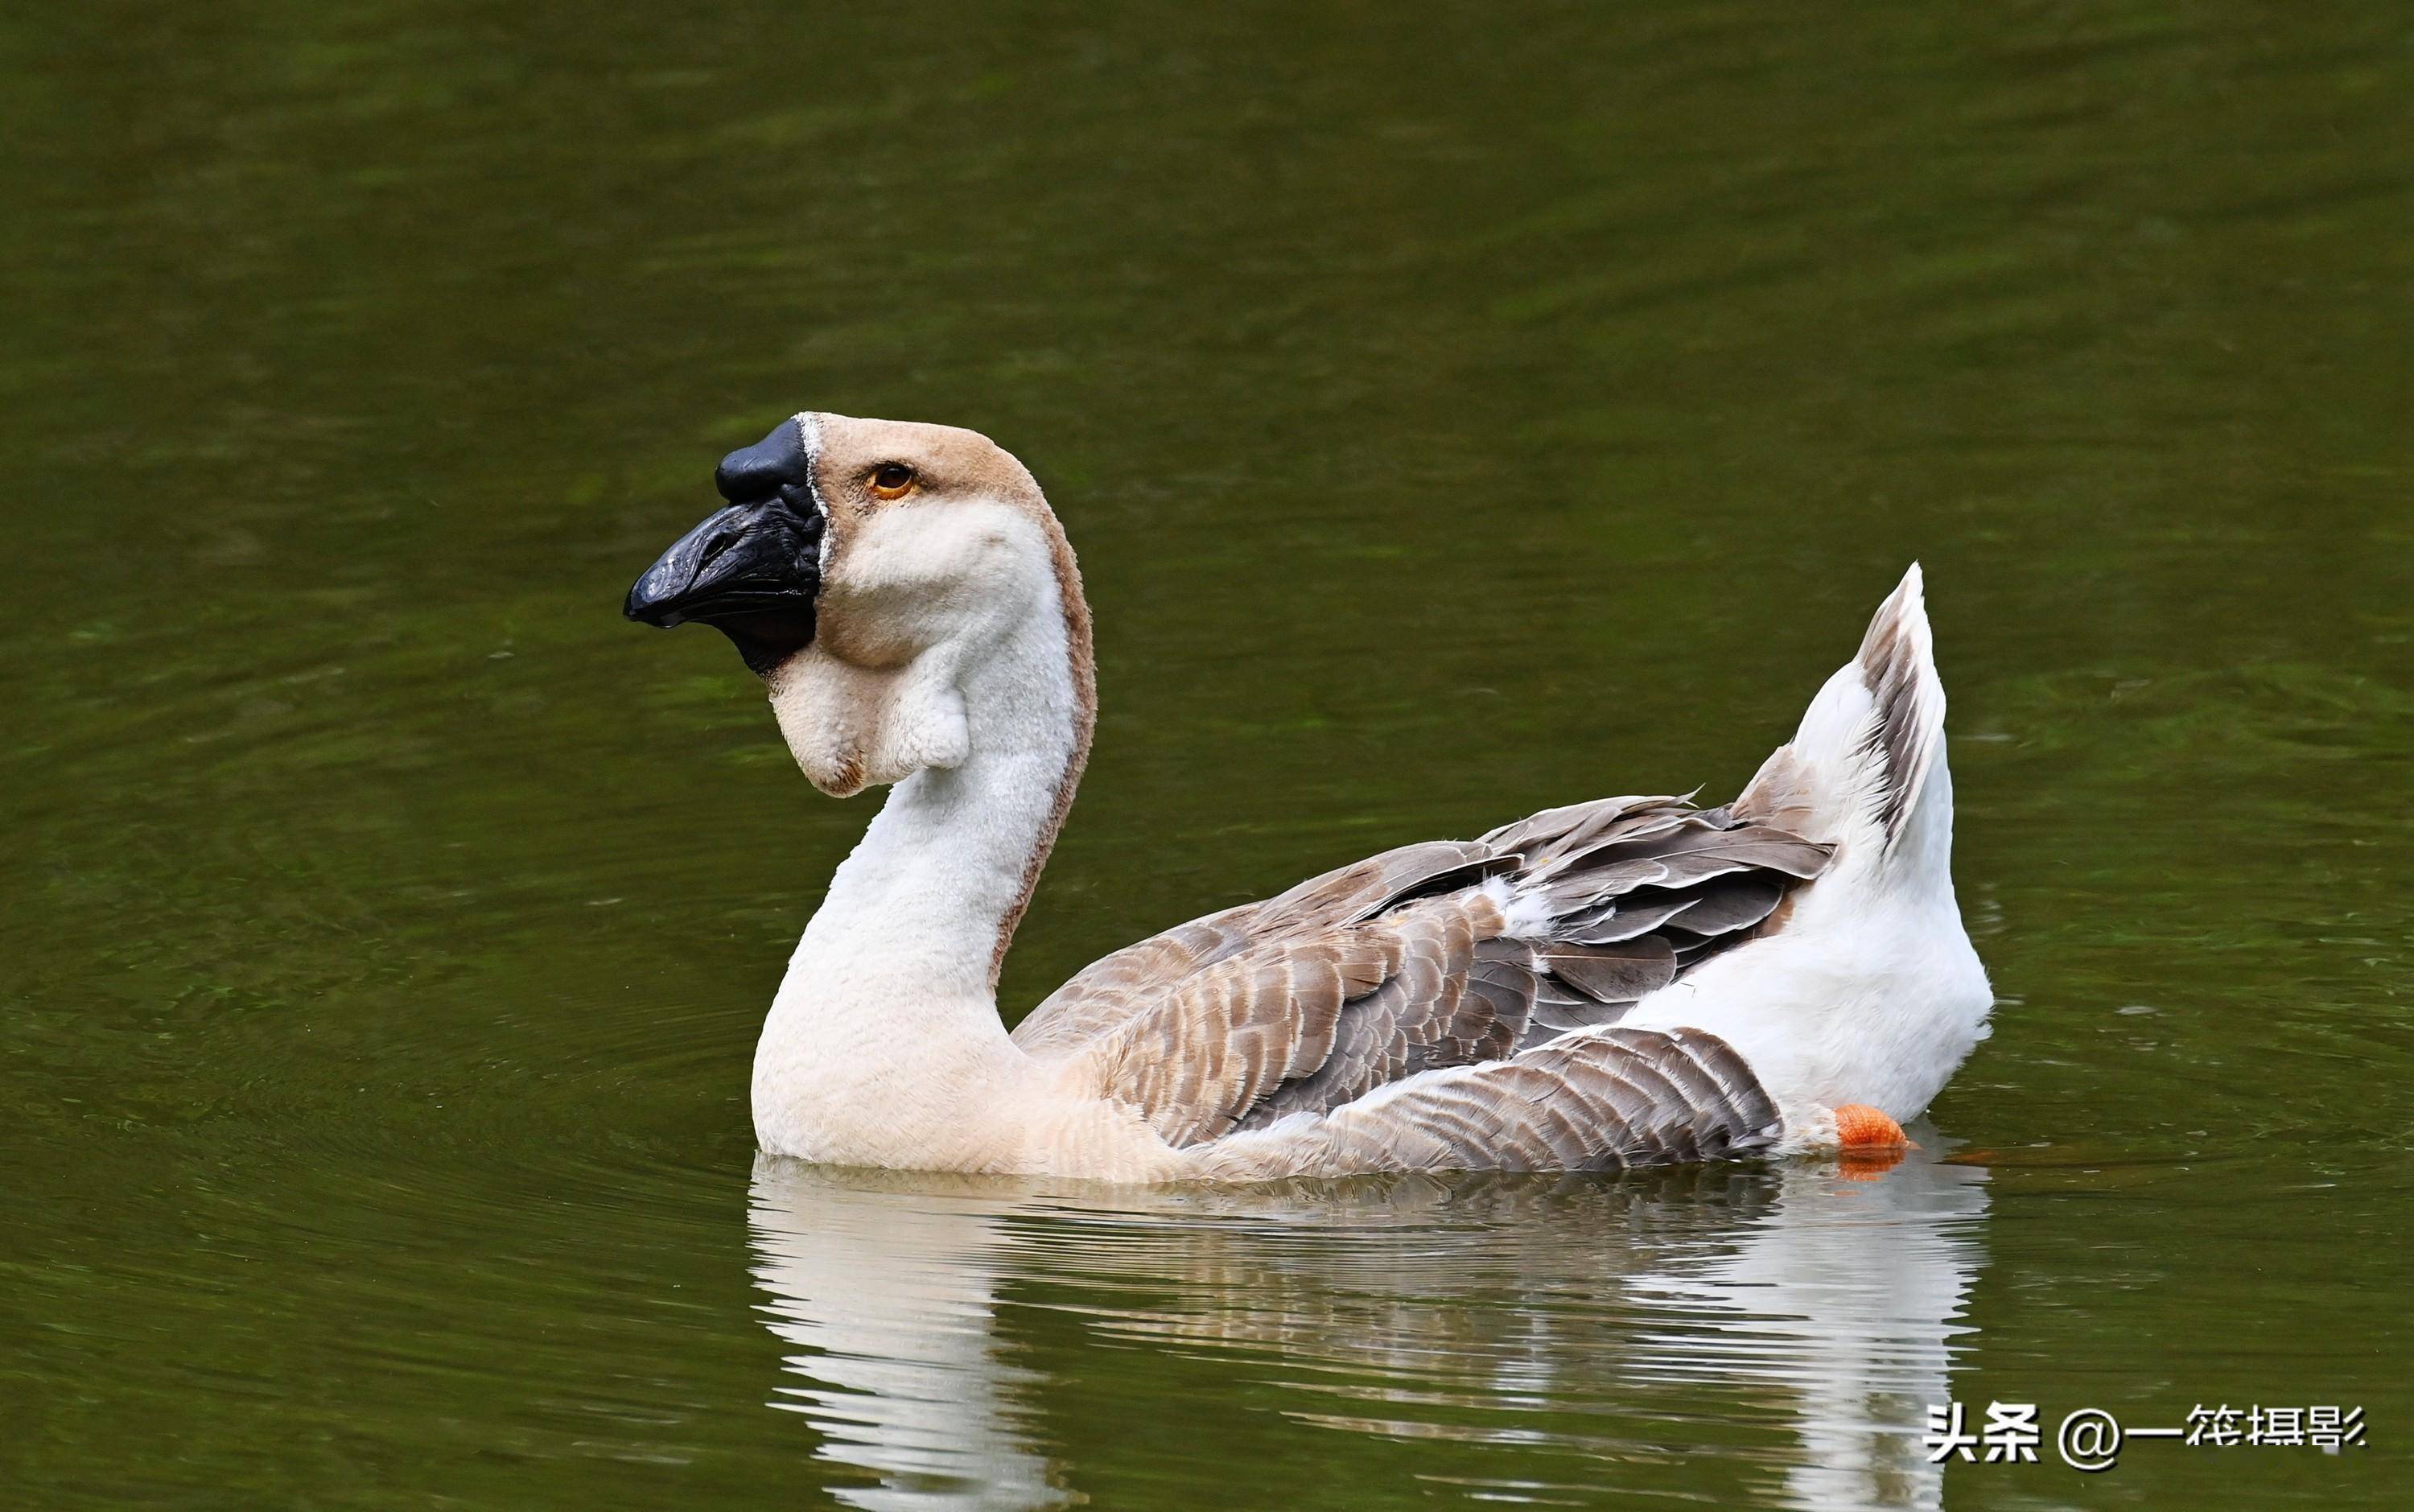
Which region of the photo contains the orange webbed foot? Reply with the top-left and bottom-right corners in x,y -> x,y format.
1832,1103 -> 1910,1178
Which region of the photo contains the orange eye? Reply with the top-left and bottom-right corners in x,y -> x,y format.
868,463 -> 916,501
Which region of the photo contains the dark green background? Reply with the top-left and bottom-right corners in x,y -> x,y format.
3,2 -> 2408,1506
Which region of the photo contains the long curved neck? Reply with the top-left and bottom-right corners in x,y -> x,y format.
760,515 -> 1094,1114
989,516 -> 1095,987
797,595 -> 1091,1005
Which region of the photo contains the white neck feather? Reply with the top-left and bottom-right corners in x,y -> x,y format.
752,513 -> 1089,1164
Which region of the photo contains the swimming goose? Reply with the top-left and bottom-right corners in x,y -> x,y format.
626,413 -> 1992,1180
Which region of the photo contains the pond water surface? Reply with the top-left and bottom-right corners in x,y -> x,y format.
4,2 -> 2410,1506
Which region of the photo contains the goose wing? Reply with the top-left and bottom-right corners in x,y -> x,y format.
1014,796 -> 1831,1154
1008,838 -> 1496,1058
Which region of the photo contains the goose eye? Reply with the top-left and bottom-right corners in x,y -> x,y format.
868,463 -> 917,501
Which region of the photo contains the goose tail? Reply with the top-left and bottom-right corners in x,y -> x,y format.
1735,563 -> 1952,887
1630,564 -> 1986,1136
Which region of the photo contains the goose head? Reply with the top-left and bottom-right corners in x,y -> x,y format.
628,412 -> 1079,797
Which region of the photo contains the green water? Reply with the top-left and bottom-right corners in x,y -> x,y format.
5,2 -> 2410,1506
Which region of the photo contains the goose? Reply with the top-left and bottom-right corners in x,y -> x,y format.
625,412 -> 1993,1180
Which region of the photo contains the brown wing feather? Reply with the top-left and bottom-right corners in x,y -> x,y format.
1020,794 -> 1831,1163
1234,900 -> 1517,1131
1012,838 -> 1499,1056
1010,906 -> 1262,1057
1073,894 -> 1521,1147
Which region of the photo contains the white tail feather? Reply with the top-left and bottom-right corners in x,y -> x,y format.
1736,564 -> 1946,870
1627,563 -> 1987,1130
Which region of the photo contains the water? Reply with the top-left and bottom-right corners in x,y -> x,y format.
3,2 -> 2409,1505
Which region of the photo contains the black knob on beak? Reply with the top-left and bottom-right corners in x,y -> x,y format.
715,418 -> 813,503
628,417 -> 827,676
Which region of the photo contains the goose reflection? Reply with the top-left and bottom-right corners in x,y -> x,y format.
747,1143 -> 1988,1509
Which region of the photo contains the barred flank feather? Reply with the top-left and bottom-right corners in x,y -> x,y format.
1194,1027 -> 1782,1180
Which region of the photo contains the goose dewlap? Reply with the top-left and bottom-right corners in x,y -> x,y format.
628,413 -> 1992,1180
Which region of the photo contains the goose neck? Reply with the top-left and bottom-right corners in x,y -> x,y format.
768,517 -> 1094,1040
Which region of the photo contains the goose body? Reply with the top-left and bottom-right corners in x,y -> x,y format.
627,413 -> 1992,1180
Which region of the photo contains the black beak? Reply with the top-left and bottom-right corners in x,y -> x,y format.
625,421 -> 826,675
